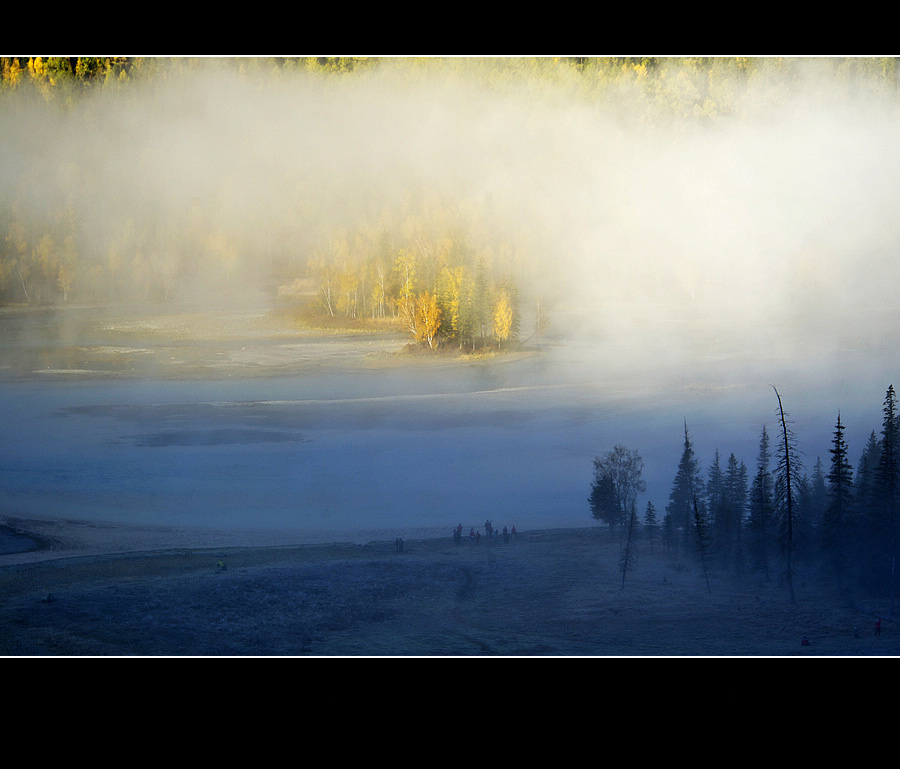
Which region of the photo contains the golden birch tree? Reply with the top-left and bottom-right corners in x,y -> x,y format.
493,287 -> 514,349
416,291 -> 441,349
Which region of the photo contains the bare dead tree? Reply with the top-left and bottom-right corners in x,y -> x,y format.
773,385 -> 801,605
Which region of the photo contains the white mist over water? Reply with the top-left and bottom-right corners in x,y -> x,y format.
2,60 -> 900,539
0,330 -> 891,542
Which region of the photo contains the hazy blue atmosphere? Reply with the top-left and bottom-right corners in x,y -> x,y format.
0,309 -> 892,543
2,59 -> 899,544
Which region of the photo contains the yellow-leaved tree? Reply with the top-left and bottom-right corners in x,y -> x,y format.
415,291 -> 441,349
493,288 -> 514,350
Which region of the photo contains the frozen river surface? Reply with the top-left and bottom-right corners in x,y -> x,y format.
0,306 -> 893,544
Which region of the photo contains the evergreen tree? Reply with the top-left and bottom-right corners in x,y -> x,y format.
666,420 -> 703,557
792,460 -> 826,563
739,459 -> 750,566
693,495 -> 712,595
589,471 -> 619,531
876,385 -> 900,614
795,474 -> 813,557
807,457 -> 828,541
823,412 -> 854,588
855,429 -> 881,590
706,448 -> 725,544
644,500 -> 659,555
856,430 -> 881,522
456,270 -> 477,351
747,426 -> 775,580
472,258 -> 490,344
723,453 -> 748,576
706,449 -> 729,567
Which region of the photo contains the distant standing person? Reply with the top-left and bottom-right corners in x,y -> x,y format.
503,526 -> 509,544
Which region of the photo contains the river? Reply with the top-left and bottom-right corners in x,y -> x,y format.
0,304 -> 892,543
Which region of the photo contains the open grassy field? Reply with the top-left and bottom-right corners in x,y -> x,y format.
0,524 -> 888,656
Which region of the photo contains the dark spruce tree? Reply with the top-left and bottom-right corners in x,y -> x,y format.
823,412 -> 854,591
875,385 -> 900,615
798,457 -> 828,556
856,430 -> 881,516
723,452 -> 748,577
747,425 -> 775,580
472,258 -> 491,345
693,495 -> 712,595
589,470 -> 619,532
644,500 -> 658,555
667,420 -> 703,558
855,429 -> 882,591
706,448 -> 725,562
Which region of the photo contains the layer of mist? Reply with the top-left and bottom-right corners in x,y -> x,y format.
2,59 -> 899,538
4,63 -> 899,361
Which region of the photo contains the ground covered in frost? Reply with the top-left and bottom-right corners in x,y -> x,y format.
0,526 -> 890,656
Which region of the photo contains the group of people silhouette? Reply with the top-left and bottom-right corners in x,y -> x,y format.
453,520 -> 516,545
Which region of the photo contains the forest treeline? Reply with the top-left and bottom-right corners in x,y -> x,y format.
4,56 -> 899,103
1,56 -> 899,349
590,385 -> 900,609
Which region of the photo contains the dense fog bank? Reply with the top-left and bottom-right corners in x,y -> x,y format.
1,59 -> 899,543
